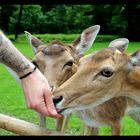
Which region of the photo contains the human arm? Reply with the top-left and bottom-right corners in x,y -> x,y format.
0,30 -> 61,118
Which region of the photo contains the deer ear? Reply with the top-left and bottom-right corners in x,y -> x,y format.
130,49 -> 140,66
73,25 -> 100,54
108,38 -> 129,52
24,31 -> 44,53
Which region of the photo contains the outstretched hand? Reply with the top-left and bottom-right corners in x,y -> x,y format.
21,68 -> 62,118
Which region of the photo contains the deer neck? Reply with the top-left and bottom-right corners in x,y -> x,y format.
122,69 -> 140,103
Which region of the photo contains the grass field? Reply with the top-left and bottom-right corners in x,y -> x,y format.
0,33 -> 140,135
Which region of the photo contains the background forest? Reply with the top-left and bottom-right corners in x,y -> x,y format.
0,4 -> 140,41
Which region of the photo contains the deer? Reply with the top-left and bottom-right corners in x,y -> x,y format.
52,38 -> 140,135
6,26 -> 140,135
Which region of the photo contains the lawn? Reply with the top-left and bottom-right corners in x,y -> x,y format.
0,33 -> 140,135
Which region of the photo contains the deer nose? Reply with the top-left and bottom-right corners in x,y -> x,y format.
53,96 -> 63,106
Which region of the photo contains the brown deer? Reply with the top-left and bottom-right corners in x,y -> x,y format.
52,38 -> 140,135
25,33 -> 140,135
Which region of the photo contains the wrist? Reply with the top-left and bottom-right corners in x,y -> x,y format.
18,62 -> 35,78
19,66 -> 37,80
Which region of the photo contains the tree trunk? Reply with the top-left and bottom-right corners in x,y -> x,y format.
15,5 -> 23,40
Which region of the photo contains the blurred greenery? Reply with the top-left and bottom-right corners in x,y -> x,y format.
0,4 -> 140,41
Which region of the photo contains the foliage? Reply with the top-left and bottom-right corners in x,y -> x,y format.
9,5 -> 47,34
1,4 -> 140,40
0,5 -> 17,33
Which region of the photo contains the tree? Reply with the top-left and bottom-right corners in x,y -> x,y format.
15,5 -> 23,39
124,4 -> 140,41
0,5 -> 16,33
110,4 -> 128,36
9,5 -> 46,34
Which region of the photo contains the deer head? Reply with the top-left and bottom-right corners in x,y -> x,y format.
52,38 -> 140,115
24,25 -> 100,90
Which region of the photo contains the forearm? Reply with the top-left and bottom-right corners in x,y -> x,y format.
0,30 -> 34,77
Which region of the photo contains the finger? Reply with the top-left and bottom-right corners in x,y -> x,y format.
35,102 -> 62,118
44,90 -> 62,118
35,102 -> 51,117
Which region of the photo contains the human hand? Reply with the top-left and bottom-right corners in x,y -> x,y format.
20,67 -> 62,118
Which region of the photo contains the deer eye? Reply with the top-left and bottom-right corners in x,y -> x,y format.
64,61 -> 73,67
63,60 -> 74,70
100,69 -> 113,77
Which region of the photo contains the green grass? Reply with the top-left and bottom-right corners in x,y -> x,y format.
0,34 -> 140,135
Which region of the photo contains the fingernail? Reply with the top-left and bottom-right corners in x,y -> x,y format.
52,109 -> 57,114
